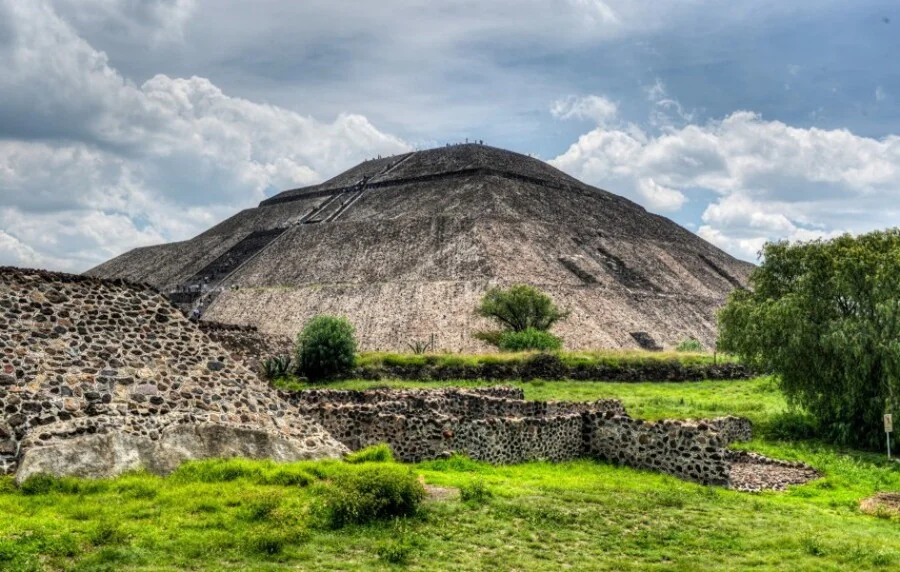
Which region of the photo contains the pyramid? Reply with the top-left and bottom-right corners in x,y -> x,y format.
87,144 -> 754,352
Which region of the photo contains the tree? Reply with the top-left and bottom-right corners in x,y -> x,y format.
476,285 -> 568,332
474,285 -> 568,351
296,315 -> 358,381
718,230 -> 900,448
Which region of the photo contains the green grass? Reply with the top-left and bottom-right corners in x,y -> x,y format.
356,349 -> 739,369
2,378 -> 899,571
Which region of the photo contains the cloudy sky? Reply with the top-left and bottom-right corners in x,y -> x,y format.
1,0 -> 899,271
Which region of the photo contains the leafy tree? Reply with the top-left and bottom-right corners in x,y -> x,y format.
476,285 -> 568,332
296,315 -> 357,381
718,230 -> 900,448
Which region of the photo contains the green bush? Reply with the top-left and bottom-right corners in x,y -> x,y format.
476,285 -> 568,332
295,315 -> 358,381
345,444 -> 395,464
315,465 -> 426,529
718,230 -> 900,448
497,328 -> 562,352
675,338 -> 703,352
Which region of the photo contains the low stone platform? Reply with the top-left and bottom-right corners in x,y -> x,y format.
289,386 -> 815,489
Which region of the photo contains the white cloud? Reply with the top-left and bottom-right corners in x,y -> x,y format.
551,95 -> 900,260
876,86 -> 888,102
551,95 -> 618,124
636,178 -> 686,211
0,0 -> 409,271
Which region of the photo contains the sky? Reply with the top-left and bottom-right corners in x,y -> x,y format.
1,0 -> 899,271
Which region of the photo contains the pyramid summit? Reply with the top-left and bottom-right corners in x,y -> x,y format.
87,143 -> 753,351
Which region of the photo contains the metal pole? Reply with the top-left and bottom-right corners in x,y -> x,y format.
888,432 -> 892,460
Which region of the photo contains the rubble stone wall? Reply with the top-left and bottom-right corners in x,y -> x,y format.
0,267 -> 345,477
583,414 -> 732,485
292,387 -> 750,485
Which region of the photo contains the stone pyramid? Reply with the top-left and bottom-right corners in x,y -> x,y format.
88,144 -> 753,352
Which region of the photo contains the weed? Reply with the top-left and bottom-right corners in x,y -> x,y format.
459,478 -> 493,505
346,444 -> 395,464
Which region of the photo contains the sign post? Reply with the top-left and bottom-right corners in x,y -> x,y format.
885,414 -> 893,460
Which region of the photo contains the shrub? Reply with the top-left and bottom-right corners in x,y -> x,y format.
476,285 -> 568,332
315,465 -> 426,529
718,230 -> 900,448
295,315 -> 358,381
675,338 -> 703,352
497,328 -> 562,352
345,444 -> 395,464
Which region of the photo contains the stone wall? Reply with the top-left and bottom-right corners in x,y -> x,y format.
584,414 -> 732,485
198,321 -> 292,372
290,386 -> 751,485
0,267 -> 346,479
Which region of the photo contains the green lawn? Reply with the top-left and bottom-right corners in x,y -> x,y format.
2,378 -> 899,571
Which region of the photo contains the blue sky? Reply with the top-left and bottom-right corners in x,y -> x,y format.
1,0 -> 899,270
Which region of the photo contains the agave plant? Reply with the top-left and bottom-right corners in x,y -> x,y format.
406,335 -> 435,355
262,354 -> 293,380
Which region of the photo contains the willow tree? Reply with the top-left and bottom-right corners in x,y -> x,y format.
718,230 -> 900,448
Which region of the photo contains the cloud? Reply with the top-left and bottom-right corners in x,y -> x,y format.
551,95 -> 900,260
49,0 -> 198,45
551,95 -> 618,124
0,0 -> 409,271
876,86 -> 888,102
636,178 -> 687,211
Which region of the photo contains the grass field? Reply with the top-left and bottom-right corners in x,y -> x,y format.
2,378 -> 899,571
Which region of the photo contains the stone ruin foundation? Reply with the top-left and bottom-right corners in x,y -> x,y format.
1,266 -> 817,491
291,386 -> 819,491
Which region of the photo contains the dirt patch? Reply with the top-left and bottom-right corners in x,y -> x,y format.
425,485 -> 460,502
860,492 -> 900,516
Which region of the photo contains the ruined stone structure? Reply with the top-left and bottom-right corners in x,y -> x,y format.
88,144 -> 755,352
0,267 -> 347,481
290,386 -> 805,489
1,268 -> 812,490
